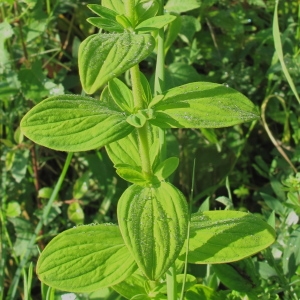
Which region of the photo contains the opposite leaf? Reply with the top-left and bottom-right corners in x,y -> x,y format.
135,15 -> 177,33
20,95 -> 133,151
37,224 -> 137,292
150,82 -> 260,128
118,182 -> 188,280
179,211 -> 275,264
79,32 -> 155,94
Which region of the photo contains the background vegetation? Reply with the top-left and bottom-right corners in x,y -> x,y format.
0,0 -> 299,299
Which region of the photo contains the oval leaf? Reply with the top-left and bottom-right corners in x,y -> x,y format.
154,156 -> 179,180
118,182 -> 188,280
136,15 -> 177,33
37,224 -> 137,292
79,33 -> 155,94
179,211 -> 275,264
20,95 -> 133,151
150,82 -> 260,128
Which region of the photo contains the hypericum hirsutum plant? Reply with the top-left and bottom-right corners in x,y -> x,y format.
20,0 -> 275,299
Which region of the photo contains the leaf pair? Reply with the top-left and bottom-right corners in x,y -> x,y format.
21,82 -> 259,152
36,209 -> 275,292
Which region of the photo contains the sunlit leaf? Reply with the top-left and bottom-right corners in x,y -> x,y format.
118,182 -> 188,280
37,224 -> 137,292
20,95 -> 133,151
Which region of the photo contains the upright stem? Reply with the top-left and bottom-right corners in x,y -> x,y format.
166,264 -> 177,300
130,65 -> 145,109
137,125 -> 153,179
154,1 -> 165,95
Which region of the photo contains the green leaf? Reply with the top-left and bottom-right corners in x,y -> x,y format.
73,171 -> 89,199
5,201 -> 21,218
10,149 -> 30,183
79,33 -> 155,94
112,273 -> 147,299
67,202 -> 84,225
126,113 -> 147,128
108,78 -> 134,112
150,82 -> 259,128
116,14 -> 134,29
106,124 -> 160,168
212,259 -> 259,293
154,157 -> 179,180
116,167 -> 147,185
118,182 -> 188,280
185,284 -> 219,300
87,17 -> 123,32
136,0 -> 159,23
165,0 -> 201,13
140,72 -> 153,104
37,224 -> 137,292
106,131 -> 141,167
102,0 -> 125,15
87,4 -> 118,19
20,95 -> 133,152
282,226 -> 300,277
136,15 -> 177,33
8,217 -> 37,258
179,211 -> 275,264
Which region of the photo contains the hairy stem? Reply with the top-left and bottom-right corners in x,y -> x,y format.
166,264 -> 177,300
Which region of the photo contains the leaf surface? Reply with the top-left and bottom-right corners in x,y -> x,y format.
118,182 -> 188,280
79,33 -> 155,94
180,211 -> 275,264
20,95 -> 133,151
37,224 -> 137,292
150,82 -> 259,128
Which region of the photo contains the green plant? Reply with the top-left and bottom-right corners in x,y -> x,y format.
17,0 -> 276,299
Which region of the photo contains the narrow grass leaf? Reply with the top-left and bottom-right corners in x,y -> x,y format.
37,224 -> 137,292
273,0 -> 300,104
20,95 -> 133,152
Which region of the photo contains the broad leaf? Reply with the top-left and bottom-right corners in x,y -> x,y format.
179,211 -> 275,264
212,258 -> 260,293
106,131 -> 141,167
112,273 -> 147,299
116,167 -> 147,185
165,0 -> 201,13
108,78 -> 134,112
37,224 -> 137,292
136,15 -> 177,33
136,0 -> 159,23
149,82 -> 259,128
154,157 -> 179,180
79,33 -> 155,94
106,123 -> 160,168
20,95 -> 133,152
101,0 -> 125,15
118,182 -> 188,280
